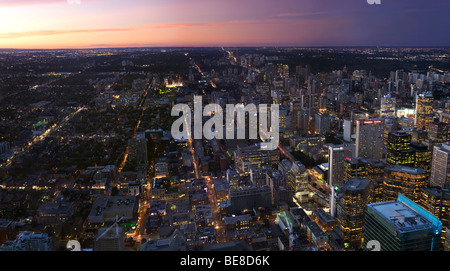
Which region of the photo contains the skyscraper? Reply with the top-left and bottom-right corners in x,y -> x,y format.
344,157 -> 385,203
383,165 -> 428,202
420,186 -> 450,249
307,76 -> 321,118
410,142 -> 432,173
380,94 -> 396,117
286,161 -> 308,200
415,93 -> 434,130
343,119 -> 352,143
336,177 -> 373,249
355,119 -> 384,160
386,131 -> 414,167
343,110 -> 369,143
328,144 -> 355,187
430,143 -> 450,188
428,121 -> 449,146
344,157 -> 368,182
229,186 -> 272,214
364,194 -> 442,251
314,113 -> 332,134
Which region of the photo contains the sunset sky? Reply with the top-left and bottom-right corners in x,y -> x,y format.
0,0 -> 449,49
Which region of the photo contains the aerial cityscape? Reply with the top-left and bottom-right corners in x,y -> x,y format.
0,0 -> 449,255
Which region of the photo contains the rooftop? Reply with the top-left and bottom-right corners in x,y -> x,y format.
88,195 -> 137,222
37,202 -> 73,214
276,211 -> 300,229
437,142 -> 450,152
418,93 -> 433,98
421,187 -> 450,199
342,177 -> 371,191
304,221 -> 327,238
385,165 -> 427,175
312,208 -> 337,224
367,200 -> 434,233
0,219 -> 13,228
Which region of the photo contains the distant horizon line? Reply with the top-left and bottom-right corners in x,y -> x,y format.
1,45 -> 450,51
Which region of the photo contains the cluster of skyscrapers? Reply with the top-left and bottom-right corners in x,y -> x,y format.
325,90 -> 450,250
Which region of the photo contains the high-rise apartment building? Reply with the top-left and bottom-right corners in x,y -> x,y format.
411,142 -> 432,173
343,110 -> 369,143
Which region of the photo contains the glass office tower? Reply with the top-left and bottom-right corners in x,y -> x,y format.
364,194 -> 442,251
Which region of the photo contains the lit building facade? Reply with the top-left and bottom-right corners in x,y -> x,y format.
336,177 -> 373,249
344,157 -> 368,182
445,228 -> 450,251
234,144 -> 279,173
290,134 -> 325,151
344,157 -> 385,203
420,187 -> 450,249
415,93 -> 434,130
380,94 -> 396,117
314,113 -> 332,134
383,165 -> 428,202
386,131 -> 414,167
428,122 -> 449,145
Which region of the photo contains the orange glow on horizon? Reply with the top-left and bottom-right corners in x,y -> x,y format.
0,0 -> 351,49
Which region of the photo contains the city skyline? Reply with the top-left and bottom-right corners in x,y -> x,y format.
1,0 -> 450,255
1,0 -> 450,49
